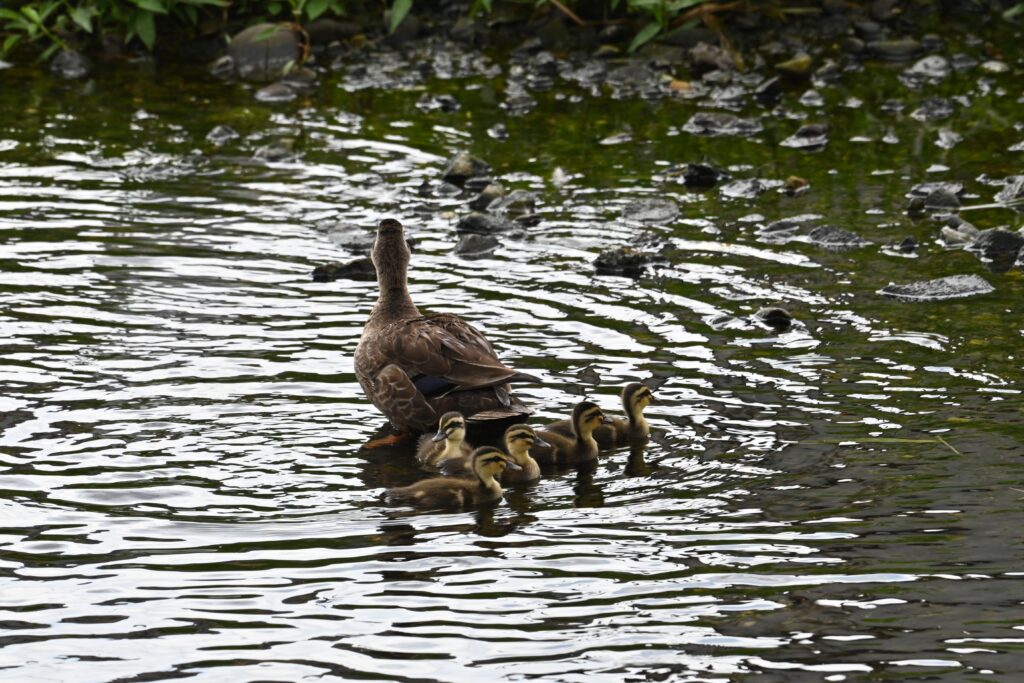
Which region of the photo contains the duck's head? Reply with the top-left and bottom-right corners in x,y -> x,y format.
503,424 -> 550,462
472,446 -> 520,480
372,218 -> 411,283
431,411 -> 466,444
622,383 -> 655,419
572,401 -> 612,437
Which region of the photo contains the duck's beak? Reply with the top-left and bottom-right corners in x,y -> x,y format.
431,429 -> 447,442
533,435 -> 551,449
600,414 -> 614,424
504,459 -> 522,471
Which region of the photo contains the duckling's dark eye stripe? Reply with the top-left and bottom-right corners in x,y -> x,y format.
446,421 -> 465,431
508,431 -> 533,440
584,410 -> 603,421
484,456 -> 506,464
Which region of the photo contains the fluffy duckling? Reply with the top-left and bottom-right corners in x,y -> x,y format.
416,411 -> 473,468
386,447 -> 520,510
442,423 -> 550,481
531,401 -> 612,467
546,383 -> 654,447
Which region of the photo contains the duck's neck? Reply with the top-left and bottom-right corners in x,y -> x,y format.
629,410 -> 650,436
511,448 -> 540,478
575,423 -> 598,452
440,436 -> 462,459
475,469 -> 502,495
372,237 -> 419,321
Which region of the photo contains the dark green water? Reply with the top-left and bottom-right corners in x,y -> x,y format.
1,28 -> 1023,683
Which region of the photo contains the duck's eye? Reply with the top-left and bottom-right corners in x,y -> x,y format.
508,431 -> 531,441
446,421 -> 465,432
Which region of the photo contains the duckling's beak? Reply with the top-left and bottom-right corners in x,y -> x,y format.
431,429 -> 447,442
504,459 -> 522,471
533,435 -> 551,449
600,414 -> 614,424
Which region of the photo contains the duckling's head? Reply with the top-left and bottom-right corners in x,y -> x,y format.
432,411 -> 466,444
572,401 -> 611,437
471,446 -> 520,480
503,424 -> 550,461
372,218 -> 410,283
622,382 -> 654,418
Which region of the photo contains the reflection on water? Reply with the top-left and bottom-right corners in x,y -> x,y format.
1,40 -> 1024,682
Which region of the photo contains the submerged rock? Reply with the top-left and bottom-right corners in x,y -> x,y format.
468,183 -> 505,211
879,274 -> 994,301
910,97 -> 954,122
780,123 -> 828,150
682,112 -> 763,137
940,216 -> 981,246
594,246 -> 663,276
720,178 -> 766,199
253,139 -> 296,161
754,306 -> 794,331
488,189 -> 537,217
206,124 -> 240,147
229,23 -> 302,82
868,38 -> 922,61
50,49 -> 92,80
455,212 -> 522,234
994,175 -> 1024,210
455,233 -> 500,257
254,82 -> 297,103
682,162 -> 731,188
968,228 -> 1024,264
312,258 -> 376,282
807,225 -> 871,249
442,151 -> 490,187
621,198 -> 679,223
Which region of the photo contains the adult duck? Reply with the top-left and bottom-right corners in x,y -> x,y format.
354,219 -> 540,434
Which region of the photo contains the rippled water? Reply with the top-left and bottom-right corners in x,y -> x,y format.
2,36 -> 1024,682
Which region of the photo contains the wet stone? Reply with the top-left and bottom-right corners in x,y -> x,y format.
683,112 -> 763,137
923,188 -> 961,210
515,213 -> 543,227
689,42 -> 733,74
487,123 -> 509,141
254,82 -> 297,103
621,198 -> 679,223
897,236 -> 918,252
326,228 -> 375,253
206,124 -> 239,147
720,178 -> 766,200
312,258 -> 376,282
935,128 -> 962,150
910,181 -> 963,198
879,274 -> 994,301
683,163 -> 730,189
994,176 -> 1024,209
981,60 -> 1009,74
229,23 -> 302,82
488,189 -> 537,217
416,93 -> 460,113
910,97 -> 954,122
442,152 -> 490,187
593,246 -> 662,277
969,229 -> 1024,261
868,38 -> 922,61
418,179 -> 462,198
753,76 -> 782,107
780,123 -> 828,150
468,183 -> 505,211
455,212 -> 522,234
464,176 -> 495,193
280,67 -> 317,89
51,50 -> 92,80
900,55 -> 951,87
455,233 -> 500,257
754,306 -> 794,331
799,89 -> 825,108
807,225 -> 871,249
253,139 -> 296,161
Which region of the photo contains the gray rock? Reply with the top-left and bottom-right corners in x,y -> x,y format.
254,139 -> 296,161
689,42 -> 733,74
455,212 -> 521,235
900,55 -> 951,87
683,112 -> 763,137
969,229 -> 1024,260
754,306 -> 794,331
753,76 -> 782,107
780,123 -> 828,150
312,258 -> 376,282
50,50 -> 92,80
807,225 -> 871,249
910,97 -> 954,122
879,274 -> 994,301
416,93 -> 460,113
868,38 -> 922,61
995,176 -> 1024,210
487,123 -> 509,141
488,189 -> 537,217
720,178 -> 766,199
229,23 -> 301,82
206,124 -> 240,147
455,233 -> 500,257
442,151 -> 490,187
682,163 -> 730,188
594,246 -> 662,277
621,198 -> 679,223
468,183 -> 505,211
280,67 -> 317,89
923,188 -> 961,210
255,82 -> 297,103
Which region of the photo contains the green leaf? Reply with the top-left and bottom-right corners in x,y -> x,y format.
70,6 -> 93,32
628,21 -> 660,52
1004,2 -> 1024,18
306,0 -> 328,20
136,0 -> 168,14
268,2 -> 283,15
1,33 -> 22,57
41,41 -> 60,60
21,6 -> 42,24
389,0 -> 412,33
0,9 -> 21,21
667,0 -> 707,11
136,10 -> 156,48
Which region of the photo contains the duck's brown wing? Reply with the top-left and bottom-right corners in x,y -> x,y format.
393,313 -> 540,392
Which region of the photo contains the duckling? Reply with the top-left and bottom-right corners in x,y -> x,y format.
385,447 -> 520,510
546,383 -> 654,447
416,411 -> 473,468
501,423 -> 549,484
531,401 -> 612,467
440,423 -> 549,482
